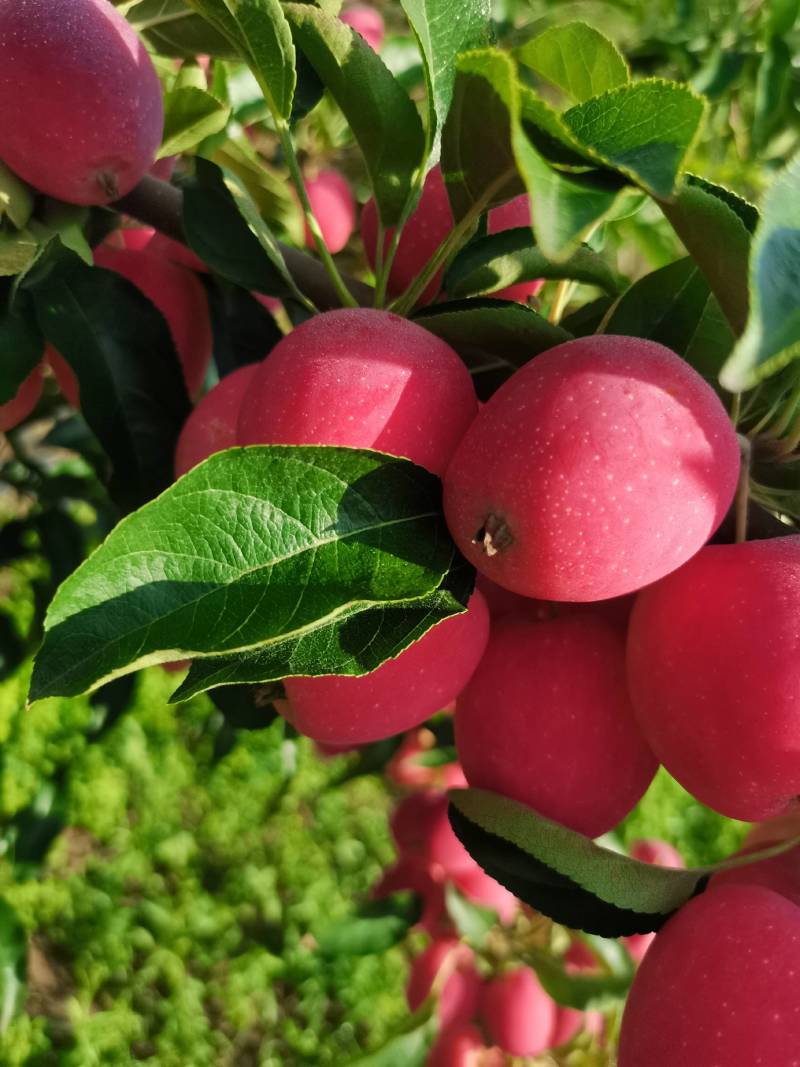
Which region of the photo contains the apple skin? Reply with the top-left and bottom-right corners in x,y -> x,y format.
0,0 -> 163,205
406,939 -> 481,1032
479,968 -> 556,1057
443,334 -> 740,601
361,167 -> 452,307
486,195 -> 544,303
618,884 -> 800,1066
304,170 -> 356,254
282,591 -> 489,746
340,5 -> 385,51
455,612 -> 657,837
0,365 -> 44,432
628,536 -> 800,822
93,246 -> 212,398
174,366 -> 259,478
237,308 -> 477,477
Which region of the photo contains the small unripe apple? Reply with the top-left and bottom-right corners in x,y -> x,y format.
0,0 -> 163,205
0,365 -> 44,432
618,884 -> 800,1065
479,967 -> 556,1057
94,246 -> 212,398
391,792 -> 475,877
456,612 -> 657,837
407,939 -> 481,1031
361,167 -> 452,307
304,170 -> 356,254
372,858 -> 447,936
174,366 -> 258,478
283,591 -> 489,745
443,335 -> 740,601
486,195 -> 544,304
237,308 -> 477,476
628,536 -> 800,821
340,5 -> 385,51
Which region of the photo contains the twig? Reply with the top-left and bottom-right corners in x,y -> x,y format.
113,176 -> 373,311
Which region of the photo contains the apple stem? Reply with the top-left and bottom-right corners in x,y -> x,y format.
735,434 -> 752,544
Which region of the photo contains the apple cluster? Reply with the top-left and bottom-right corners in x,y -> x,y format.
365,724 -> 610,1061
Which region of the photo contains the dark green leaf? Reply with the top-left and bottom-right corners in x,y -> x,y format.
171,564 -> 472,700
562,79 -> 706,200
603,257 -> 735,382
30,446 -> 461,701
766,0 -> 800,37
445,227 -> 619,299
684,174 -> 759,233
205,281 -> 282,377
0,290 -> 43,405
444,883 -> 497,944
721,155 -> 800,390
160,86 -> 232,156
515,21 -> 629,105
751,38 -> 792,153
441,49 -> 524,221
316,893 -> 421,957
25,245 -> 190,512
126,0 -> 240,58
225,0 -> 297,121
284,3 -> 425,225
415,298 -> 570,371
560,295 -> 614,336
399,0 -> 492,157
183,159 -> 294,298
448,788 -> 709,936
659,175 -> 753,337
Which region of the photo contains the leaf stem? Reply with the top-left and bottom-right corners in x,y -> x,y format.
277,121 -> 358,309
390,172 -> 512,317
548,278 -> 576,324
373,171 -> 426,309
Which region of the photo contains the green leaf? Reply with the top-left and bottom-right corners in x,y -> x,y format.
345,1006 -> 438,1067
28,202 -> 93,266
659,174 -> 753,337
766,0 -> 800,37
515,21 -> 629,105
284,3 -> 425,225
602,257 -> 735,383
0,231 -> 38,277
721,155 -> 800,390
25,245 -> 190,512
127,0 -> 239,57
171,565 -> 472,700
441,49 -> 525,221
0,290 -> 43,405
448,788 -> 709,936
159,86 -> 232,156
524,947 -> 632,1012
316,893 -> 421,957
751,38 -> 792,153
415,298 -> 571,371
399,0 -> 492,158
442,50 -> 632,259
444,882 -> 497,944
183,159 -> 295,298
0,163 -> 33,230
445,227 -> 619,299
562,79 -> 706,200
29,446 -> 461,701
223,0 -> 296,120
